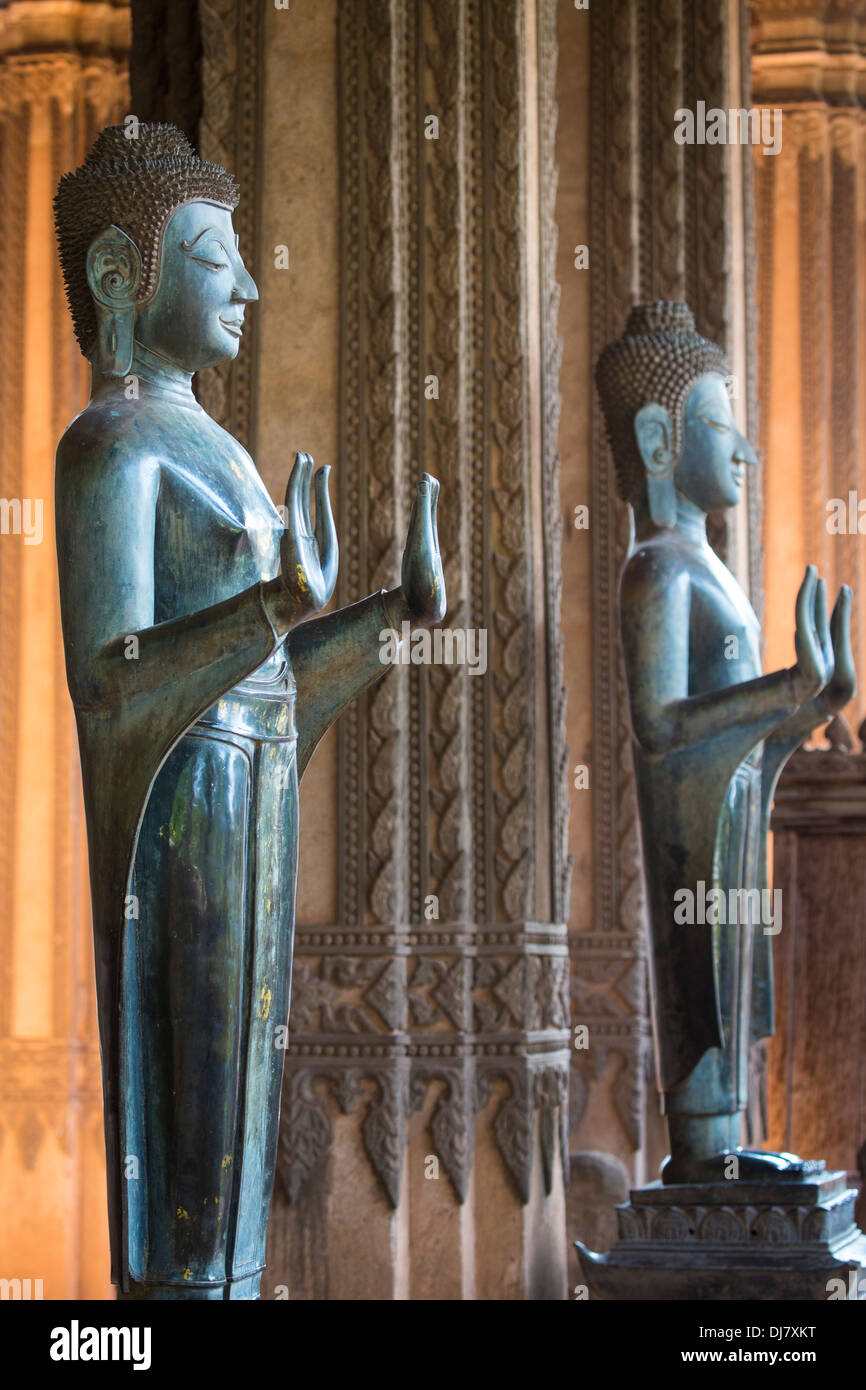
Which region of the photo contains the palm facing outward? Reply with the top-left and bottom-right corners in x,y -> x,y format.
278,451 -> 339,622
775,565 -> 855,743
267,460 -> 445,637
386,474 -> 447,628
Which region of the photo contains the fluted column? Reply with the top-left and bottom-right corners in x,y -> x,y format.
751,0 -> 866,1183
0,0 -> 129,1299
752,0 -> 866,730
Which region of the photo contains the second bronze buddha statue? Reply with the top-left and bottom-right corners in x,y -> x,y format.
597,302 -> 855,1185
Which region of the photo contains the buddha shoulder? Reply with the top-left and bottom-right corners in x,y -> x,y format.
54,398 -> 166,515
57,394 -> 155,460
55,394 -> 225,476
620,536 -> 691,607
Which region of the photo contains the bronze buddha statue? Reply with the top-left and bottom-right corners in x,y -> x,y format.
596,302 -> 854,1184
54,123 -> 445,1298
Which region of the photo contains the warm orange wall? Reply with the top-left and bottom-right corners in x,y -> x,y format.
0,0 -> 129,1301
754,9 -> 866,737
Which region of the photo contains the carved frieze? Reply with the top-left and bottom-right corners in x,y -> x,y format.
282,922 -> 570,1206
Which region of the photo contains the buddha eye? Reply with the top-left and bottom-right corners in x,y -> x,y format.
181,236 -> 231,271
699,415 -> 730,433
191,255 -> 230,272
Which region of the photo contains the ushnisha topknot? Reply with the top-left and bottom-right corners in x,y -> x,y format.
595,302 -> 729,505
55,122 -> 239,358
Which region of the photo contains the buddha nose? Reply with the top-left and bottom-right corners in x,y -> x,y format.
232,266 -> 259,303
733,432 -> 758,467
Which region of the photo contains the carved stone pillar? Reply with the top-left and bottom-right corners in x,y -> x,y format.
0,0 -> 129,1298
271,0 -> 570,1302
752,2 -> 866,729
576,0 -> 762,1185
769,725 -> 866,1177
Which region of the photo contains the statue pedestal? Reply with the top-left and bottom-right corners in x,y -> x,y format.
575,1171 -> 866,1300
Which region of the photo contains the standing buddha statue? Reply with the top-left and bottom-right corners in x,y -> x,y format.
54,123 -> 445,1299
595,302 -> 854,1184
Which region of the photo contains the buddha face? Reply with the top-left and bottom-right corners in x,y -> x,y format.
134,200 -> 258,373
674,372 -> 757,512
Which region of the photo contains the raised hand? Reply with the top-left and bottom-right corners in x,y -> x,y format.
278,451 -> 338,622
769,576 -> 855,751
386,473 -> 446,629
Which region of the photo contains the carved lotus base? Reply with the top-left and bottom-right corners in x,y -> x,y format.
575,1171 -> 866,1300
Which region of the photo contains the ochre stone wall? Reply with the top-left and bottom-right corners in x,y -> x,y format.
753,1 -> 866,733
752,0 -> 866,1180
0,0 -> 130,1300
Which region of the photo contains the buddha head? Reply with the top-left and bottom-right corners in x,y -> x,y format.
596,302 -> 757,529
55,123 -> 258,378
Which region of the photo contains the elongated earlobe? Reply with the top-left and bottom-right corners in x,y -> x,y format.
646,471 -> 677,529
86,226 -> 142,377
634,402 -> 677,529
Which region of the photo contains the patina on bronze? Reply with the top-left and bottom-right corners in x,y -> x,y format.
54,124 -> 445,1299
596,302 -> 854,1185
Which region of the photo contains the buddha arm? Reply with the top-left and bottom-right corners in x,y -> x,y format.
288,589 -> 394,779
86,589 -> 279,711
621,565 -> 799,760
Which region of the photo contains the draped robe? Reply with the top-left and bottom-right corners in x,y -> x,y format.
619,531 -> 796,1114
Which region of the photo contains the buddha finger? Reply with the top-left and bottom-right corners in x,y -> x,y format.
402,476 -> 433,588
829,586 -> 855,699
794,566 -> 817,651
813,577 -> 831,669
428,477 -> 446,619
429,475 -> 441,555
284,452 -> 310,540
300,452 -> 315,537
313,465 -> 338,598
